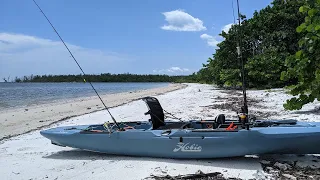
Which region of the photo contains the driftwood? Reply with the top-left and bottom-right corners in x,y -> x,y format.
146,170 -> 242,180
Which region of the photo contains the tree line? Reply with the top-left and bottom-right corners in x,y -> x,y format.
194,0 -> 320,110
14,73 -> 197,83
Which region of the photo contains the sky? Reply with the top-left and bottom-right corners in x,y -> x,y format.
0,0 -> 273,81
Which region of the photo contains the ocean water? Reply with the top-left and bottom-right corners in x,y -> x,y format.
0,82 -> 169,109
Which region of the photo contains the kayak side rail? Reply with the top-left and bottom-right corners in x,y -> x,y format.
191,129 -> 239,132
168,136 -> 205,139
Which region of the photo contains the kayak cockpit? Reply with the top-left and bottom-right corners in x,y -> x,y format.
81,121 -> 153,133
71,96 -> 305,135
80,119 -> 243,134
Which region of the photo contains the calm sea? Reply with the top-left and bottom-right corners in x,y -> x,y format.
0,82 -> 169,109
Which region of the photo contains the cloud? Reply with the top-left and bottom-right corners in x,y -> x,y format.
161,10 -> 206,31
0,33 -> 133,79
153,67 -> 190,75
221,23 -> 233,33
200,34 -> 221,48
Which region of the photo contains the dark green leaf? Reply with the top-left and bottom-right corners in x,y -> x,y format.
308,9 -> 317,17
295,50 -> 302,58
307,24 -> 314,32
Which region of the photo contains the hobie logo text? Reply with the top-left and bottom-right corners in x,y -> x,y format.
173,142 -> 202,152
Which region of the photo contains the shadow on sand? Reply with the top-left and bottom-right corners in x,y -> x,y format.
43,150 -> 320,179
43,149 -> 262,171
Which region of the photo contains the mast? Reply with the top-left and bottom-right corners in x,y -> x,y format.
236,0 -> 248,115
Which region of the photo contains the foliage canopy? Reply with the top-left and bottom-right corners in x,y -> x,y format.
281,0 -> 320,110
194,0 -> 320,110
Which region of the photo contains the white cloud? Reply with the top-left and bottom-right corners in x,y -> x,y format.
200,34 -> 221,48
221,23 -> 234,33
167,67 -> 189,72
161,10 -> 206,31
0,33 -> 133,79
153,66 -> 190,74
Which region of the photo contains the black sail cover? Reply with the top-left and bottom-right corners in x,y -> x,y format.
142,97 -> 165,129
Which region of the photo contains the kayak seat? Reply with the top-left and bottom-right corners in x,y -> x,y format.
215,114 -> 225,125
142,96 -> 165,130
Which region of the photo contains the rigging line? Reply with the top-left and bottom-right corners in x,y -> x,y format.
236,0 -> 248,114
231,0 -> 237,57
163,109 -> 182,121
32,0 -> 121,130
231,0 -> 236,24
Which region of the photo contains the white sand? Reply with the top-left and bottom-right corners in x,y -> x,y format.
0,83 -> 185,140
1,83 -> 320,180
247,88 -> 320,121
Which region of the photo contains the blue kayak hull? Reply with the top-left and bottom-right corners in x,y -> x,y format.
40,121 -> 320,159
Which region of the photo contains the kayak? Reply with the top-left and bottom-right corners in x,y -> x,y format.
40,97 -> 320,159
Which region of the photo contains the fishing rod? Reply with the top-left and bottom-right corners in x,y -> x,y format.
236,0 -> 248,115
32,0 -> 121,130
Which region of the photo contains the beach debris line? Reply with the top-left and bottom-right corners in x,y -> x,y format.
259,156 -> 320,179
145,170 -> 242,180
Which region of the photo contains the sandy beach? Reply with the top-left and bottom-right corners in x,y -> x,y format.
0,83 -> 186,141
1,83 -> 320,180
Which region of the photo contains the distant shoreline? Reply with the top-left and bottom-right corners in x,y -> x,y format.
0,83 -> 187,141
11,73 -> 193,83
